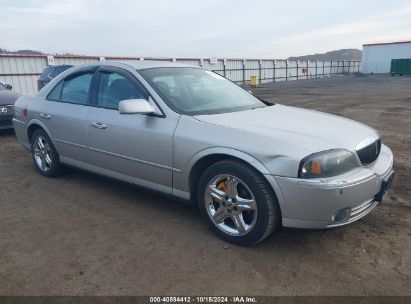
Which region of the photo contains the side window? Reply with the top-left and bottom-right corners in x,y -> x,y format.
60,72 -> 93,105
47,80 -> 63,101
97,72 -> 145,110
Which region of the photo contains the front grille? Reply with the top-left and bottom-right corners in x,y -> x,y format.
0,105 -> 14,115
0,119 -> 13,128
356,137 -> 381,165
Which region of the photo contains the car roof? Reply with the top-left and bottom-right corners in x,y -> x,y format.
71,60 -> 201,71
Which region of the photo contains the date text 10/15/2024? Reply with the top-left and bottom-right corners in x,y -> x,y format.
149,296 -> 257,303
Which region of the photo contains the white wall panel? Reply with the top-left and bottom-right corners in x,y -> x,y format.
0,54 -> 361,96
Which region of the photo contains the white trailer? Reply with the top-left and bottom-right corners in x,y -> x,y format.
361,41 -> 411,74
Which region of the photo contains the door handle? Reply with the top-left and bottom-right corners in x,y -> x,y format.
91,121 -> 107,129
39,113 -> 51,119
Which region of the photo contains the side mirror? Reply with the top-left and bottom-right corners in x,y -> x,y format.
118,99 -> 154,115
4,83 -> 12,90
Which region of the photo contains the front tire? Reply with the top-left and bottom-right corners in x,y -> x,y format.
197,160 -> 281,245
31,129 -> 61,177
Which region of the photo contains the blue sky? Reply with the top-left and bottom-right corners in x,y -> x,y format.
1,0 -> 410,58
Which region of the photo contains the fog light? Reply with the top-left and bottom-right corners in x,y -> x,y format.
331,207 -> 351,223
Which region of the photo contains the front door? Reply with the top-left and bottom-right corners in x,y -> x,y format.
87,68 -> 178,193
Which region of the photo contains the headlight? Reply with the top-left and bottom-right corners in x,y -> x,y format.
298,149 -> 359,178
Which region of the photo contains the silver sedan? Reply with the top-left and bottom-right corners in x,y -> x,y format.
12,61 -> 394,245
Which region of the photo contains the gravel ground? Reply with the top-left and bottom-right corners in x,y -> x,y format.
0,75 -> 410,296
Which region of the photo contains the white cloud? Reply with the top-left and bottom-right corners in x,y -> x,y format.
0,0 -> 410,58
243,5 -> 411,58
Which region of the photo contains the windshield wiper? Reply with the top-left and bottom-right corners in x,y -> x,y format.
257,97 -> 276,106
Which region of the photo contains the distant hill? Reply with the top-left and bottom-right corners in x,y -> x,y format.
1,47 -> 362,60
0,48 -> 44,55
288,49 -> 362,61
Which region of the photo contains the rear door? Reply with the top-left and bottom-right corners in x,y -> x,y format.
87,67 -> 178,192
39,68 -> 96,163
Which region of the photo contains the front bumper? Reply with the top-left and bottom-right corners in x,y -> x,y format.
273,144 -> 394,229
0,116 -> 13,130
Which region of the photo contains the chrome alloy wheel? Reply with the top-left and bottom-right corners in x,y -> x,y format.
204,174 -> 258,236
33,136 -> 52,172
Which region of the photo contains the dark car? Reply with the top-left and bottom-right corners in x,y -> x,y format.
0,81 -> 20,130
37,65 -> 73,91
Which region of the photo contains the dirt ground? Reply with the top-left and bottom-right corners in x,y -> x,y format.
0,75 -> 410,296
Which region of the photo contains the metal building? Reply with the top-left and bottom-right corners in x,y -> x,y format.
361,41 -> 411,74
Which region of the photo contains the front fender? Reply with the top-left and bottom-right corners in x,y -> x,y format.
185,147 -> 271,175
173,146 -> 287,215
172,147 -> 271,199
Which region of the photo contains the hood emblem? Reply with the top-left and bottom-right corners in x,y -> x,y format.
0,107 -> 8,114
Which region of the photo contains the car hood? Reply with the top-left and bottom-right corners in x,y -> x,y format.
195,104 -> 378,153
0,90 -> 20,106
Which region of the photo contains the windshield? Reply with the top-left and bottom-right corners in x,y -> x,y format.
140,67 -> 266,115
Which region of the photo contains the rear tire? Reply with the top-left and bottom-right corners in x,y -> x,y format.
31,129 -> 62,177
197,160 -> 281,245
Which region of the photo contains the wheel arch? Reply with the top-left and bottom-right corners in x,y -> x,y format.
27,120 -> 55,147
187,148 -> 279,203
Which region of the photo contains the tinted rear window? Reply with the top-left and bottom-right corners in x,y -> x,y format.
40,67 -> 52,78
53,66 -> 72,77
60,72 -> 93,105
47,81 -> 63,100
